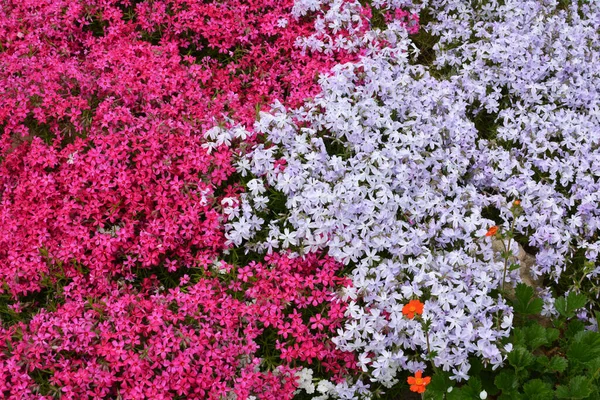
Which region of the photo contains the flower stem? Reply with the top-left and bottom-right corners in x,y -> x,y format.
501,216 -> 517,292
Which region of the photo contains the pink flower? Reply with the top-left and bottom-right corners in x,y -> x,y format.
310,314 -> 326,330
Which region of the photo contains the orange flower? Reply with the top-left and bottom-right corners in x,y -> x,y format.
485,225 -> 499,237
402,299 -> 424,319
407,370 -> 431,393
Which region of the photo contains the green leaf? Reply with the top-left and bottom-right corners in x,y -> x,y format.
545,328 -> 560,344
461,377 -> 483,397
445,388 -> 463,400
495,370 -> 519,392
523,379 -> 554,400
586,356 -> 600,371
447,378 -> 483,400
569,342 -> 592,364
512,327 -> 527,347
514,284 -> 544,315
499,394 -> 523,400
536,355 -> 550,369
556,376 -> 592,399
566,292 -> 587,312
525,298 -> 544,315
568,331 -> 600,364
423,371 -> 453,400
523,325 -> 548,350
555,292 -> 588,318
565,320 -> 586,339
508,346 -> 535,370
515,283 -> 534,304
555,297 -> 567,317
547,356 -> 568,373
468,356 -> 484,377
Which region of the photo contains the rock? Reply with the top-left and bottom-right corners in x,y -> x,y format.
492,238 -> 541,290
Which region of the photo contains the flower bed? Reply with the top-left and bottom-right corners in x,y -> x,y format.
1,0 -> 600,399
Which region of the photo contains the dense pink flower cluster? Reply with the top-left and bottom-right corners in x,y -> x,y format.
0,253 -> 355,398
0,0 -> 359,297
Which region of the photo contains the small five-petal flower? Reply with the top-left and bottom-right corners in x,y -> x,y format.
485,225 -> 499,237
407,370 -> 431,393
402,299 -> 424,319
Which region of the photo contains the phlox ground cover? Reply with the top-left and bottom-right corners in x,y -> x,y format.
0,253 -> 354,399
1,0 -> 600,399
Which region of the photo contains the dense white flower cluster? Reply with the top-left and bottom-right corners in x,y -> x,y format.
292,0 -> 420,56
292,0 -> 371,54
392,0 -> 600,281
295,367 -> 316,395
225,49 -> 517,385
207,0 -> 600,395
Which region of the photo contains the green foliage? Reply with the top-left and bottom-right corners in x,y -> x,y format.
555,292 -> 587,319
425,285 -> 600,400
495,370 -> 519,393
513,283 -> 544,315
567,331 -> 600,365
423,371 -> 454,400
508,346 -> 535,370
446,377 -> 484,399
555,376 -> 594,399
523,379 -> 554,400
